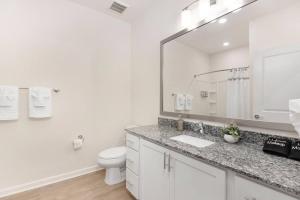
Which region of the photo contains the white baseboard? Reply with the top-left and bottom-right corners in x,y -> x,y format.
0,165 -> 103,198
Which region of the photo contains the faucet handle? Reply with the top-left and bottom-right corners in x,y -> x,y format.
199,122 -> 204,134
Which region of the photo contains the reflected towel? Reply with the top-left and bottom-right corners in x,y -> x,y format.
185,94 -> 193,111
175,94 -> 185,111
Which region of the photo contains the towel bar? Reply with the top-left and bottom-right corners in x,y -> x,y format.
19,88 -> 60,93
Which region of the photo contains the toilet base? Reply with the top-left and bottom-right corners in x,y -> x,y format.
104,167 -> 125,185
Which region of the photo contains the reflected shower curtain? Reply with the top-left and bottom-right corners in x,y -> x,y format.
226,68 -> 250,119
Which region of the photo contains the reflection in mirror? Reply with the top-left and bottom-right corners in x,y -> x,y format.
162,0 -> 300,124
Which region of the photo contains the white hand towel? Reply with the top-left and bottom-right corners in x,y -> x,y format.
185,94 -> 193,111
175,94 -> 185,111
289,99 -> 300,137
29,87 -> 52,118
0,86 -> 19,120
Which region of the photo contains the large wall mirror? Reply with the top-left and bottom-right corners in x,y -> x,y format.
161,0 -> 300,131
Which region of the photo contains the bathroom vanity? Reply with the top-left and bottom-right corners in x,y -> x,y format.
125,122 -> 299,200
125,1 -> 300,199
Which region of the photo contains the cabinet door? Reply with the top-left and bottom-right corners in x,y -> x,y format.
235,176 -> 297,200
170,151 -> 226,200
140,139 -> 170,200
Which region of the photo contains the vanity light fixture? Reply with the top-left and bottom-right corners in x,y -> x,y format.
181,9 -> 193,29
181,0 -> 241,29
198,0 -> 210,21
218,18 -> 227,24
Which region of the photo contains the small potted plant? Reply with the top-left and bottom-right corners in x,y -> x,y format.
222,123 -> 241,144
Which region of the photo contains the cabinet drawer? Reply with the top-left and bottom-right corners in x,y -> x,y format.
235,176 -> 297,200
126,147 -> 139,175
126,168 -> 139,199
126,134 -> 139,151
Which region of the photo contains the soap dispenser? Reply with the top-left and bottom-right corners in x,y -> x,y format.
177,115 -> 184,131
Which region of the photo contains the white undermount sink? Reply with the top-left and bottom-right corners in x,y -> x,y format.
170,135 -> 215,148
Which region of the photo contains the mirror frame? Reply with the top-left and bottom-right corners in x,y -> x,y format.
160,0 -> 295,132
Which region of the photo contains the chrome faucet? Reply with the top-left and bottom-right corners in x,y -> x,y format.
199,122 -> 204,134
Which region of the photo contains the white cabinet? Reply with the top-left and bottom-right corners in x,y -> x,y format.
234,176 -> 297,200
170,151 -> 226,200
127,147 -> 139,174
126,134 -> 140,199
140,139 -> 226,200
140,139 -> 170,200
126,133 -> 140,151
128,134 -> 298,200
126,168 -> 139,198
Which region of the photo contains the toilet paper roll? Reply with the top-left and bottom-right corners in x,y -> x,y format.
73,139 -> 83,150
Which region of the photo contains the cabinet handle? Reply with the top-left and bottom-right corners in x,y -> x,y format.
164,152 -> 166,170
168,154 -> 171,172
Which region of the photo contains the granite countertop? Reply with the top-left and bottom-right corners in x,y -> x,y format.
126,125 -> 300,198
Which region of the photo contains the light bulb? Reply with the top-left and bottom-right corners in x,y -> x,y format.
181,9 -> 193,29
198,0 -> 210,21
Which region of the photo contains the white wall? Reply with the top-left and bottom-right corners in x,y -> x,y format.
0,0 -> 131,190
131,0 -> 192,125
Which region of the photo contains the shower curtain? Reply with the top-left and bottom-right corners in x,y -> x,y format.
226,68 -> 250,119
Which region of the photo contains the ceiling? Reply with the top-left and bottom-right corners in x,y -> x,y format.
67,0 -> 154,23
176,0 -> 299,54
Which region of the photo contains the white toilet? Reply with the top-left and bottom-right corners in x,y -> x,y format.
97,146 -> 127,185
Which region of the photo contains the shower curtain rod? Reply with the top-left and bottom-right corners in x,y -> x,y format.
194,66 -> 249,78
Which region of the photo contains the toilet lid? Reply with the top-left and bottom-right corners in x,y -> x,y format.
98,146 -> 126,159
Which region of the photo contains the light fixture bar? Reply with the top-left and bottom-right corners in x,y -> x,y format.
183,0 -> 218,11
183,0 -> 200,11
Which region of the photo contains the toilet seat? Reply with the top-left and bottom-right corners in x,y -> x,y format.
97,146 -> 127,185
98,146 -> 126,160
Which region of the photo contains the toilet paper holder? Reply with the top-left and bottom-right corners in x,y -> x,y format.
77,135 -> 85,142
73,135 -> 85,150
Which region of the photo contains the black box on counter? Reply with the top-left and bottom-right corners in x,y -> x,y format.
263,138 -> 292,157
289,141 -> 300,161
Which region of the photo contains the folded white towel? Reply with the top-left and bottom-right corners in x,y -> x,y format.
289,99 -> 300,137
175,94 -> 185,111
289,99 -> 300,113
29,87 -> 52,118
0,86 -> 19,120
185,94 -> 193,111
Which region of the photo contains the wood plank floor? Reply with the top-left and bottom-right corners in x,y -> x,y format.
1,171 -> 135,200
